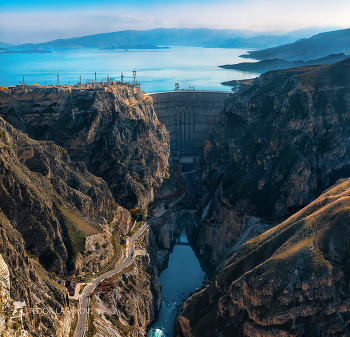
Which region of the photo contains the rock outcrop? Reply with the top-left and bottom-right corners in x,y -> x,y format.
202,59 -> 350,220
0,210 -> 72,337
176,177 -> 350,336
0,84 -> 170,209
0,117 -> 125,274
0,83 -> 172,336
0,253 -> 10,333
92,254 -> 161,337
151,210 -> 179,249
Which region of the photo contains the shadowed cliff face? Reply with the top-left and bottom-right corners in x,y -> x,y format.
202,59 -> 350,219
0,84 -> 170,209
0,117 -> 124,275
177,177 -> 350,337
176,58 -> 350,337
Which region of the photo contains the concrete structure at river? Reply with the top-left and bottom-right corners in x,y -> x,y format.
147,90 -> 230,156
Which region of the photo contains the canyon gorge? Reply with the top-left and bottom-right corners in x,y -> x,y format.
1,58 -> 350,337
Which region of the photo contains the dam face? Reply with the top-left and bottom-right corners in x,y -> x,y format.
147,91 -> 230,158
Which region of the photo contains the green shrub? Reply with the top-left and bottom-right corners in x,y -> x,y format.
12,318 -> 21,330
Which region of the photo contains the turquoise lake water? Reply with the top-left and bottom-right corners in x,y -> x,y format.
0,47 -> 259,92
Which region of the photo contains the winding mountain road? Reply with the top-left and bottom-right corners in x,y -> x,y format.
74,207 -> 166,337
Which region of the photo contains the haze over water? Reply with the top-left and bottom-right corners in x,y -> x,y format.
0,47 -> 259,92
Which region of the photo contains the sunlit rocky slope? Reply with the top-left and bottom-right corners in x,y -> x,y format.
0,83 -> 170,209
0,83 -> 172,336
177,176 -> 350,336
0,117 -> 125,275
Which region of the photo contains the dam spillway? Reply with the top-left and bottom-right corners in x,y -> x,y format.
147,90 -> 231,155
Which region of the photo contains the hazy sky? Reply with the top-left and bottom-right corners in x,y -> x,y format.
1,0 -> 350,44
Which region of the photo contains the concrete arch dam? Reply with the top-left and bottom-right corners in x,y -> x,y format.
147,91 -> 230,158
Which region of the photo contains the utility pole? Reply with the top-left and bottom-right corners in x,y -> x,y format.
95,71 -> 97,83
56,72 -> 60,86
121,72 -> 124,83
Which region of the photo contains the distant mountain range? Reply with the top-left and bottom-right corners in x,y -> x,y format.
220,53 -> 350,73
99,45 -> 170,50
241,28 -> 350,61
15,28 -> 296,50
0,41 -> 11,48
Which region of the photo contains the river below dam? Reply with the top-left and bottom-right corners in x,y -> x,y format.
147,214 -> 214,337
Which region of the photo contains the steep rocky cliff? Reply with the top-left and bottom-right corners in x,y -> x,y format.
0,83 -> 172,336
0,84 -> 170,209
92,253 -> 161,337
188,200 -> 272,266
177,59 -> 350,336
88,225 -> 169,337
0,253 -> 10,333
151,210 -> 179,250
177,177 -> 350,336
0,210 -> 73,337
0,117 -> 125,275
200,59 -> 350,223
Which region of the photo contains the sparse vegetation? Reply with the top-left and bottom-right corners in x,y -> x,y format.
129,208 -> 145,221
58,206 -> 101,237
12,318 -> 21,330
86,311 -> 97,337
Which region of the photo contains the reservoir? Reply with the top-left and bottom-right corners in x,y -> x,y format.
147,214 -> 213,337
0,47 -> 259,92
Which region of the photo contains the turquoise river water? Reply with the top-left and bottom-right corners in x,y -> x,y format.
147,214 -> 214,337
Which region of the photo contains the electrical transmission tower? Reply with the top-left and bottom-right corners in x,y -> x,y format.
132,69 -> 137,86
132,69 -> 140,87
